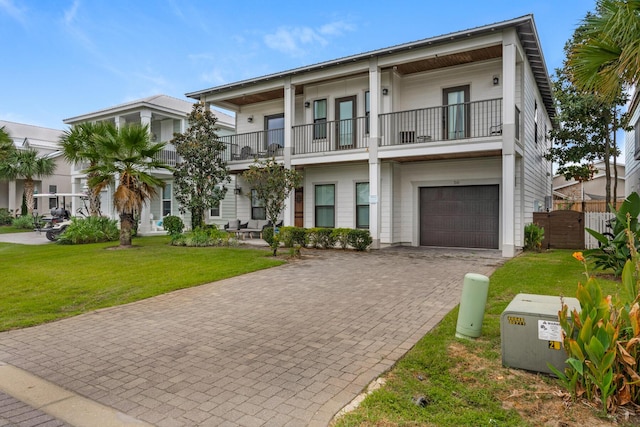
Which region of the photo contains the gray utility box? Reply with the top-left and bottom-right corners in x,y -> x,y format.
501,293 -> 581,375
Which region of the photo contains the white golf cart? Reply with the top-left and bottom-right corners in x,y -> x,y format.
33,193 -> 90,241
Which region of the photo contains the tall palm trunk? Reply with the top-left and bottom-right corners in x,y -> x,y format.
23,178 -> 35,215
87,168 -> 102,216
119,212 -> 135,246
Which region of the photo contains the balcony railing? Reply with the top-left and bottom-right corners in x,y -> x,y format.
156,149 -> 179,166
380,98 -> 503,146
217,129 -> 284,161
293,116 -> 368,155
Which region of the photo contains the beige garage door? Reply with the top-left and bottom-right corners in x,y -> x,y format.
420,185 -> 499,249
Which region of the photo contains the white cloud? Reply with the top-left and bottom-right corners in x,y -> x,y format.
200,68 -> 226,85
63,0 -> 80,25
263,20 -> 355,56
0,0 -> 26,25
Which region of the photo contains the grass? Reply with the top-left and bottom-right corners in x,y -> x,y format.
334,250 -> 622,427
0,236 -> 284,331
0,225 -> 32,234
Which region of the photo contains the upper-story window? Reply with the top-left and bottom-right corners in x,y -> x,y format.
365,91 -> 370,134
534,101 -> 539,144
443,85 -> 469,140
313,99 -> 327,139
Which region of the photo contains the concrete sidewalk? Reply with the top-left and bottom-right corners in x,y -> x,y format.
0,247 -> 504,426
0,232 -> 52,245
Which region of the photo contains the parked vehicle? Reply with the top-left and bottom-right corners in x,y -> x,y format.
33,193 -> 89,241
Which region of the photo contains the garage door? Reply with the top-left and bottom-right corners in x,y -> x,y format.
420,185 -> 499,249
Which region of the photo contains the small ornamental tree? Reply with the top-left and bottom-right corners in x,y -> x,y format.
172,103 -> 230,229
243,159 -> 302,255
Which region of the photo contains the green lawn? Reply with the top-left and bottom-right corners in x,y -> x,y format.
334,250 -> 622,427
0,236 -> 283,331
0,226 -> 32,234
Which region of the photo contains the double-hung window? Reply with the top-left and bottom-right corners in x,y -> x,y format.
365,91 -> 370,135
313,99 -> 327,139
210,202 -> 220,218
315,184 -> 335,228
355,182 -> 369,229
162,184 -> 172,216
251,189 -> 266,220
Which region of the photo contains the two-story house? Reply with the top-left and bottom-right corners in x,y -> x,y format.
186,15 -> 554,257
0,120 -> 72,215
626,89 -> 640,197
63,94 -> 235,232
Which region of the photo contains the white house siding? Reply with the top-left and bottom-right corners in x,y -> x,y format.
521,56 -> 553,240
302,76 -> 369,122
626,100 -> 640,196
397,157 -> 502,246
302,163 -> 370,229
398,60 -> 503,111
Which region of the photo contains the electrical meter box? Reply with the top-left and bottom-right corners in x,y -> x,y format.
501,293 -> 580,375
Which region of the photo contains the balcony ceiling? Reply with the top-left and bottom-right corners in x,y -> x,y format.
389,45 -> 502,75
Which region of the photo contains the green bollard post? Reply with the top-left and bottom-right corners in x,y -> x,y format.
455,273 -> 490,339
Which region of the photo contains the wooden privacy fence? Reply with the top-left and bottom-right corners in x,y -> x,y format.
533,211 -> 584,250
532,211 -> 615,249
553,199 -> 624,212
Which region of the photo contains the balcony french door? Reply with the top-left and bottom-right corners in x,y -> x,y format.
443,85 -> 469,140
335,96 -> 356,149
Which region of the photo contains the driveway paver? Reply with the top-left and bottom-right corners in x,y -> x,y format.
0,247 -> 504,426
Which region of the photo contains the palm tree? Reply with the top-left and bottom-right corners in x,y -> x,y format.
0,126 -> 15,162
59,121 -> 115,216
0,148 -> 56,215
569,0 -> 640,101
87,124 -> 171,247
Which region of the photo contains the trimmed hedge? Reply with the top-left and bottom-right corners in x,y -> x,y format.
278,226 -> 372,251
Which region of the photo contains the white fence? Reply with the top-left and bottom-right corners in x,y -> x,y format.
584,212 -> 615,249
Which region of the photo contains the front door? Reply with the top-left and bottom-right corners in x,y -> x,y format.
294,187 -> 304,227
443,85 -> 470,140
335,96 -> 356,149
265,114 -> 284,149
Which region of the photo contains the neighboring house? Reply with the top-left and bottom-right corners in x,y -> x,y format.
63,94 -> 235,232
626,88 -> 640,197
186,15 -> 555,257
0,120 -> 72,215
553,161 -> 625,205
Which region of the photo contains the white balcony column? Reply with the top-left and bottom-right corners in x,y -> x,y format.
368,58 -> 382,248
114,116 -> 123,130
138,109 -> 154,234
501,31 -> 517,257
283,77 -> 296,226
8,180 -> 16,214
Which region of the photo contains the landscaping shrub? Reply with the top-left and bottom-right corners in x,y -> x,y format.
262,226 -> 275,246
162,215 -> 184,237
332,228 -> 350,249
347,229 -> 372,251
12,215 -> 35,229
171,225 -> 238,247
523,223 -> 544,251
0,208 -> 12,226
307,227 -> 335,249
57,216 -> 119,245
279,226 -> 307,248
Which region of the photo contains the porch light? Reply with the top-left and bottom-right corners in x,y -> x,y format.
234,187 -> 242,195
382,88 -> 389,95
247,116 -> 253,123
493,75 -> 499,85
304,101 -> 310,108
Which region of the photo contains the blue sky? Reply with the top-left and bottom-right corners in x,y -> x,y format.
1,0 -> 595,130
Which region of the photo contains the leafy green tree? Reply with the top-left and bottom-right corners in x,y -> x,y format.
59,121 -> 115,216
87,124 -> 171,247
0,148 -> 56,215
0,126 -> 15,162
243,159 -> 302,255
547,23 -> 628,209
171,103 -> 230,229
569,0 -> 640,102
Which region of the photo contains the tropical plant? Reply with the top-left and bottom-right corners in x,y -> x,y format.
523,223 -> 545,251
172,103 -> 230,229
0,148 -> 56,215
568,0 -> 640,103
171,226 -> 238,247
0,208 -> 12,225
86,124 -> 171,247
242,159 -> 302,256
585,192 -> 640,276
550,243 -> 640,414
59,121 -> 115,216
56,216 -> 119,245
11,215 -> 35,229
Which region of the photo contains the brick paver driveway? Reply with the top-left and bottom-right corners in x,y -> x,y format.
0,247 -> 503,426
